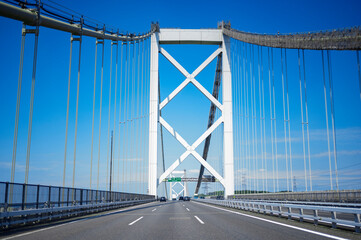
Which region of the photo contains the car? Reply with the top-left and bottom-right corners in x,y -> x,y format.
183,196 -> 191,201
159,197 -> 166,202
179,196 -> 184,201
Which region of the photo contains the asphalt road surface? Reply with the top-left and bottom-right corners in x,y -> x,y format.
0,201 -> 358,240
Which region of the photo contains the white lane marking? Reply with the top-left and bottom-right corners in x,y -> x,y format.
193,201 -> 348,240
183,205 -> 185,207
129,216 -> 144,226
2,201 -> 156,240
186,208 -> 190,211
152,208 -> 157,212
194,215 -> 204,224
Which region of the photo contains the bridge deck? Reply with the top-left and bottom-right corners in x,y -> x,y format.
1,201 -> 357,240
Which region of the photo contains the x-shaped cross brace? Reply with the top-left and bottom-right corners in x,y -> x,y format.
158,47 -> 225,186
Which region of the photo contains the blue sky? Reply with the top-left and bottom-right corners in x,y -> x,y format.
0,0 -> 360,197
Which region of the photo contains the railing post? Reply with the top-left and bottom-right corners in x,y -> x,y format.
80,189 -> 83,205
331,211 -> 337,228
58,187 -> 61,207
21,184 -> 26,210
299,208 -> 304,222
74,189 -> 77,205
67,188 -> 70,206
287,207 -> 292,220
314,209 -> 319,225
355,213 -> 360,233
48,186 -> 51,208
4,182 -> 9,209
278,206 -> 282,218
36,185 -> 40,209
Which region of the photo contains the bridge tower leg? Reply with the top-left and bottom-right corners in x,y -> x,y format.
148,32 -> 160,197
222,34 -> 235,197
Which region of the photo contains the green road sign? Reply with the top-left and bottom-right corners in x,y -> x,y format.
165,177 -> 182,182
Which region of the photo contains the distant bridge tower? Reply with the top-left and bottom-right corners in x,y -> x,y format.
168,170 -> 188,199
148,24 -> 234,198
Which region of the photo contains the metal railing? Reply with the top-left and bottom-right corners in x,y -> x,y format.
229,189 -> 361,203
1,199 -> 154,228
196,199 -> 361,233
0,182 -> 154,212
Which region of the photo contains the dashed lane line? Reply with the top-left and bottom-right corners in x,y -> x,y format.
129,216 -> 144,226
194,216 -> 204,224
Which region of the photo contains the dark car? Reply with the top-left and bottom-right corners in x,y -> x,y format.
183,196 -> 191,201
160,197 -> 166,202
179,196 -> 184,201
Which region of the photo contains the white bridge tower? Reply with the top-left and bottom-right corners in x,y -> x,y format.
148,26 -> 234,198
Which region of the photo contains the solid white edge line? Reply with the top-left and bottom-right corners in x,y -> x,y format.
193,201 -> 349,240
2,201 -> 156,240
194,215 -> 204,224
128,216 -> 144,226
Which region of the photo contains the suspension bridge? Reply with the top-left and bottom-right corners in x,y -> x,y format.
0,0 -> 361,239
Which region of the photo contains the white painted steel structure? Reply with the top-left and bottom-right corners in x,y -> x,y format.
148,29 -> 234,197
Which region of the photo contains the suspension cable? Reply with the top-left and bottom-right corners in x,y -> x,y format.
281,49 -> 289,192
121,42 -> 128,192
140,39 -> 145,194
298,49 -> 309,191
90,39 -> 98,191
271,48 -> 279,192
285,49 -> 293,192
267,47 -> 275,192
106,41 -> 114,191
242,42 -> 247,193
235,40 -> 241,194
136,41 -> 141,194
251,45 -> 257,192
72,33 -> 82,192
261,46 -> 267,192
130,41 -> 136,192
257,46 -> 265,192
322,50 -> 333,191
62,34 -> 73,204
302,49 -> 312,191
25,23 -> 39,186
117,42 -> 123,192
124,42 -> 130,193
112,40 -> 118,191
10,23 -> 26,204
327,50 -> 339,191
96,38 -> 104,191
